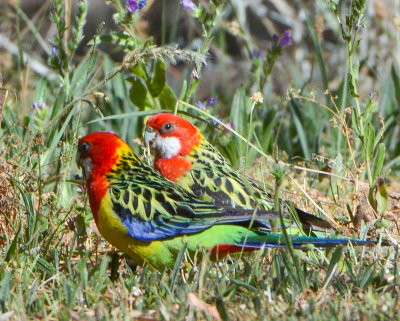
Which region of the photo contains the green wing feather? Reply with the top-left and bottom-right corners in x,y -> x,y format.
182,139 -> 276,208
182,140 -> 265,208
106,151 -> 277,242
182,139 -> 333,230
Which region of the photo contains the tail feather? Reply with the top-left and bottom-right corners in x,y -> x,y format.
294,208 -> 334,230
210,232 -> 384,256
243,238 -> 377,249
246,232 -> 381,248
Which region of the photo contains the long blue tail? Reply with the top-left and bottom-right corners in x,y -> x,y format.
240,232 -> 383,249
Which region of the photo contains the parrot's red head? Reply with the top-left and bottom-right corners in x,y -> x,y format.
145,113 -> 202,182
76,132 -> 132,221
77,132 -> 132,182
145,113 -> 201,159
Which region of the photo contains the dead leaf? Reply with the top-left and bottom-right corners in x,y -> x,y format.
187,292 -> 221,321
0,311 -> 14,321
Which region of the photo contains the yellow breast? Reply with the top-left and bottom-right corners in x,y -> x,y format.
95,193 -> 177,268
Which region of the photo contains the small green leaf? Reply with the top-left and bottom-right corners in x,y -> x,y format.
363,123 -> 375,161
363,97 -> 377,119
48,90 -> 67,120
0,271 -> 11,310
148,59 -> 165,97
158,85 -> 177,110
23,116 -> 30,126
97,34 -> 114,43
230,86 -> 248,135
346,204 -> 355,225
230,278 -> 257,292
376,176 -> 388,215
382,168 -> 391,177
87,51 -> 99,76
390,66 -> 400,106
229,86 -> 250,163
323,246 -> 343,288
44,91 -> 66,146
42,102 -> 75,166
306,16 -> 328,94
345,16 -> 351,28
359,265 -> 373,289
70,54 -> 96,96
372,143 -> 385,182
291,102 -> 310,159
33,78 -> 47,103
368,187 -> 377,212
128,77 -> 148,109
179,80 -> 188,100
37,256 -> 55,274
349,60 -> 360,98
130,62 -> 148,79
5,226 -> 21,262
170,241 -> 187,291
351,109 -> 361,135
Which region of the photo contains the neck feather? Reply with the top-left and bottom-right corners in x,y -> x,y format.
154,156 -> 192,182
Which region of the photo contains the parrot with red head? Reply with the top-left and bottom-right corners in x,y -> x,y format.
145,113 -> 333,231
76,132 -> 376,270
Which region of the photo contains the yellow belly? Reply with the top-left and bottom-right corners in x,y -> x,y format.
96,193 -> 179,268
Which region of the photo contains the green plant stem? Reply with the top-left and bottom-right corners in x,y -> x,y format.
272,174 -> 281,232
245,101 -> 256,170
185,6 -> 222,101
63,0 -> 72,98
347,38 -> 373,186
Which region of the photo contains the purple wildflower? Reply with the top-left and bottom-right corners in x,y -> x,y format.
74,174 -> 83,180
52,46 -> 58,55
252,49 -> 263,58
31,102 -> 46,109
138,0 -> 146,9
195,101 -> 204,109
279,30 -> 292,46
108,130 -> 116,135
126,0 -> 138,12
272,33 -> 279,42
206,97 -> 218,107
369,91 -> 378,99
182,0 -> 195,10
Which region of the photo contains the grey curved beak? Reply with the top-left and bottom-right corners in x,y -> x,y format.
76,150 -> 82,168
144,128 -> 157,146
76,150 -> 92,181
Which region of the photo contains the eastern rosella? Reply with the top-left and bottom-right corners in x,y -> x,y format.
144,113 -> 332,231
77,132 -> 375,270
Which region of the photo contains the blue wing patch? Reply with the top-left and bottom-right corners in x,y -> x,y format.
116,204 -> 212,242
121,215 -> 208,242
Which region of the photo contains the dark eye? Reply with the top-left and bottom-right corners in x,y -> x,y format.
80,142 -> 90,154
162,122 -> 174,133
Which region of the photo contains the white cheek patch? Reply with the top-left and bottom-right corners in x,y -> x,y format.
154,136 -> 181,159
